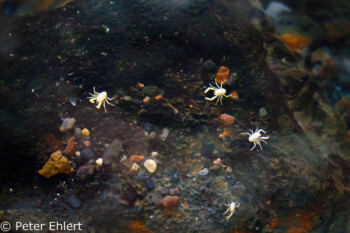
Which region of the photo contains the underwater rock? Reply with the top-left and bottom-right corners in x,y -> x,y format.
81,147 -> 95,163
142,86 -> 158,97
46,134 -> 62,151
215,66 -> 230,85
144,159 -> 157,174
67,195 -> 81,209
131,163 -> 141,172
38,150 -> 72,178
130,155 -> 145,162
160,195 -> 179,209
59,118 -> 76,132
82,128 -> 90,136
76,165 -> 95,178
95,158 -> 103,166
203,60 -> 217,72
103,139 -> 123,165
65,137 -> 76,157
220,114 -> 235,125
259,107 -> 268,117
145,178 -> 155,190
83,140 -> 90,147
265,1 -> 291,19
159,127 -> 169,141
199,168 -> 209,176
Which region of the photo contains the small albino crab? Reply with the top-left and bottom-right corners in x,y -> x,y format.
204,80 -> 231,106
87,87 -> 115,113
223,202 -> 240,219
241,127 -> 269,151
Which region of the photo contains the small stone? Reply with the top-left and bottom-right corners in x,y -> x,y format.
96,158 -> 103,166
151,151 -> 158,157
159,128 -> 169,141
67,195 -> 81,209
83,141 -> 91,147
142,86 -> 158,97
131,163 -> 141,172
82,128 -> 90,136
203,59 -> 217,72
81,147 -> 95,163
169,187 -> 180,196
170,170 -> 180,183
149,132 -> 157,139
213,158 -> 221,165
65,137 -> 76,157
74,128 -> 82,137
144,159 -> 157,174
161,187 -> 169,195
75,151 -> 81,156
145,178 -> 155,190
220,114 -> 235,125
130,155 -> 145,162
160,195 -> 179,209
59,117 -> 76,132
103,139 -> 123,164
198,168 -> 209,176
259,107 -> 268,117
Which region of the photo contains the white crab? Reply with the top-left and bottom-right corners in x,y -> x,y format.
204,80 -> 231,106
223,202 -> 240,219
241,127 -> 269,151
87,87 -> 115,113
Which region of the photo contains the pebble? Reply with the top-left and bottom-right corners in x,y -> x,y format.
82,128 -> 90,136
81,147 -> 95,163
96,158 -> 103,166
65,137 -> 76,157
203,59 -> 217,72
67,195 -> 81,209
159,128 -> 169,141
103,139 -> 123,164
142,86 -> 158,97
169,187 -> 180,196
213,158 -> 221,165
160,195 -> 179,209
130,155 -> 145,162
145,178 -> 155,190
131,163 -> 141,172
74,128 -> 82,138
170,170 -> 180,183
199,168 -> 209,176
144,159 -> 157,174
83,141 -> 91,147
76,165 -> 94,178
59,117 -> 76,132
259,107 -> 268,117
220,114 -> 235,125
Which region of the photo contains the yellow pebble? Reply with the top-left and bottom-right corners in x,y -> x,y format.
82,128 -> 90,136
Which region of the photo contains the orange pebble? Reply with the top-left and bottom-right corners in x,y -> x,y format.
130,155 -> 145,162
218,133 -> 223,138
223,129 -> 231,137
82,128 -> 90,136
138,82 -> 145,88
267,200 -> 271,205
231,91 -> 238,100
155,94 -> 162,100
282,33 -> 310,52
189,104 -> 193,108
220,114 -> 235,125
143,96 -> 150,103
216,66 -> 230,85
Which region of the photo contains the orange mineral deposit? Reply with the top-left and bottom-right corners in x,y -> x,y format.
216,66 -> 230,85
138,82 -> 145,88
282,34 -> 310,52
231,91 -> 238,100
143,96 -> 150,103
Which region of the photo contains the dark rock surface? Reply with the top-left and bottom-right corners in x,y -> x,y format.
0,0 -> 349,232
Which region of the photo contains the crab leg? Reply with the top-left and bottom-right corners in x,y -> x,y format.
103,101 -> 107,113
260,139 -> 268,144
260,136 -> 269,140
205,96 -> 218,101
250,141 -> 257,151
241,132 -> 251,136
258,129 -> 266,134
93,87 -> 100,94
256,141 -> 263,150
223,208 -> 230,215
249,129 -> 254,134
204,87 -> 216,93
105,99 -> 115,106
106,96 -> 115,100
227,212 -> 233,219
96,101 -> 103,109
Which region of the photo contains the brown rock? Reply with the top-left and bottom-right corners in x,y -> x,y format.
160,195 -> 179,209
83,140 -> 91,147
216,66 -> 230,85
220,114 -> 235,125
59,117 -> 76,132
38,150 -> 72,178
65,137 -> 76,157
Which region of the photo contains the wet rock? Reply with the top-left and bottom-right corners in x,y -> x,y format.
199,168 -> 209,176
65,137 -> 76,157
95,158 -> 103,166
135,170 -> 148,181
169,187 -> 180,196
103,139 -> 123,165
38,150 -> 72,178
59,117 -> 76,132
203,60 -> 217,72
228,72 -> 238,85
144,159 -> 157,174
265,1 -> 291,19
159,128 -> 169,141
73,128 -> 82,138
67,195 -> 81,209
76,165 -> 95,178
131,163 -> 141,172
215,66 -> 230,85
82,128 -> 90,136
231,182 -> 246,197
145,178 -> 155,190
130,155 -> 145,162
259,107 -> 268,117
161,187 -> 169,195
220,114 -> 235,125
81,148 -> 95,163
142,86 -> 158,97
160,195 -> 179,209
200,139 -> 215,158
83,141 -> 91,147
170,170 -> 180,183
213,158 -> 221,165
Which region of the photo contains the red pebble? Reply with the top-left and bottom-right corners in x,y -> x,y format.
220,114 -> 235,125
160,195 -> 179,209
65,137 -> 76,157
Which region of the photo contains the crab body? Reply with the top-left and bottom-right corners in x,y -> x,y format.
241,127 -> 269,151
204,80 -> 231,106
88,87 -> 115,112
223,202 -> 240,219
